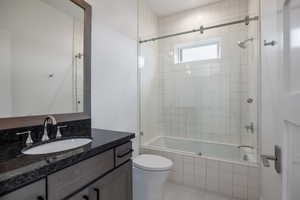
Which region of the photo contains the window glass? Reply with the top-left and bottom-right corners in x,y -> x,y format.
175,40 -> 221,63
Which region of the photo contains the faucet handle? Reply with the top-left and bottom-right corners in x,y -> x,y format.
56,125 -> 67,139
17,131 -> 33,145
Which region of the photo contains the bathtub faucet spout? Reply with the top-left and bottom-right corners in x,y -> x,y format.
238,145 -> 254,149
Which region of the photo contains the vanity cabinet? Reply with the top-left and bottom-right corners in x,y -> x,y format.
88,161 -> 132,200
0,141 -> 133,200
0,179 -> 46,200
67,161 -> 132,200
68,142 -> 133,200
50,141 -> 132,200
48,150 -> 114,200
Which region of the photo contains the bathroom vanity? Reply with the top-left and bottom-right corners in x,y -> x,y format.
0,128 -> 135,200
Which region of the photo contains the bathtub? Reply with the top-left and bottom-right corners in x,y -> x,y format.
143,136 -> 257,164
142,136 -> 260,200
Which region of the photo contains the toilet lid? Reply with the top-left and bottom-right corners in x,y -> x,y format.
133,154 -> 173,171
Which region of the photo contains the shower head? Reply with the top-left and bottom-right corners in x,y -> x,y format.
237,38 -> 254,49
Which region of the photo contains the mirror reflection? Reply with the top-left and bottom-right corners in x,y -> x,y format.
0,0 -> 84,118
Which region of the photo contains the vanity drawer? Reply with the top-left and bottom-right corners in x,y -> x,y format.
48,150 -> 114,200
115,142 -> 133,167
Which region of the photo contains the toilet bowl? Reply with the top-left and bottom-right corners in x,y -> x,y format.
133,154 -> 173,200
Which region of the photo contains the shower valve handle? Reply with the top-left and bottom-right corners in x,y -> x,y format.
264,40 -> 276,46
245,122 -> 255,134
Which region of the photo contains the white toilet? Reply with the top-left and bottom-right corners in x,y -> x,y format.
133,154 -> 173,200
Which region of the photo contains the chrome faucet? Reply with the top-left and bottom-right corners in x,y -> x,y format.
42,115 -> 57,142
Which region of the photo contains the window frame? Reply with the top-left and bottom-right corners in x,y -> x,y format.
174,38 -> 222,64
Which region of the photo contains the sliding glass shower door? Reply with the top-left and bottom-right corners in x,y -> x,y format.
139,0 -> 259,163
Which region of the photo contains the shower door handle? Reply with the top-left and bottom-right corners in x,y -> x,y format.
264,40 -> 276,46
261,145 -> 281,174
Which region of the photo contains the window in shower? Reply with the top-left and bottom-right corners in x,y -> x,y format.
175,39 -> 221,64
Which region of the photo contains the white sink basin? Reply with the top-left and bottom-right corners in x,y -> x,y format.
22,138 -> 92,155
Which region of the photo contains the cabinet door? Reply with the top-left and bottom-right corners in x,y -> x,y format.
90,161 -> 132,200
48,150 -> 114,200
0,179 -> 46,200
68,188 -> 89,200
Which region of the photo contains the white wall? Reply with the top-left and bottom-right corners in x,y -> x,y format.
0,30 -> 12,116
87,0 -> 138,154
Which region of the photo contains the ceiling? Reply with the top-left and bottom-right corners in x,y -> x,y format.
40,0 -> 84,19
145,0 -> 222,17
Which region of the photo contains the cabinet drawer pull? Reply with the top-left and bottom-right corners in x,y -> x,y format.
37,196 -> 44,200
83,195 -> 89,200
94,188 -> 100,200
117,149 -> 133,158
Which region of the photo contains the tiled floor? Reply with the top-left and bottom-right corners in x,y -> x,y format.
163,181 -> 234,200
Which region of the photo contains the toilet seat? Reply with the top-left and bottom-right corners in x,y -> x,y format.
133,154 -> 173,171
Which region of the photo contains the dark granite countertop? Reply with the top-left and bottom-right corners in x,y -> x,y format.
0,129 -> 135,196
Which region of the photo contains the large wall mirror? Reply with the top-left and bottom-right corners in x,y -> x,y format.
0,0 -> 91,125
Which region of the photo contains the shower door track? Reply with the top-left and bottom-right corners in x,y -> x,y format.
139,15 -> 259,44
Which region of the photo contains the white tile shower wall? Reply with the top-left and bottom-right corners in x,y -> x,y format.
143,148 -> 260,200
152,0 -> 258,145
